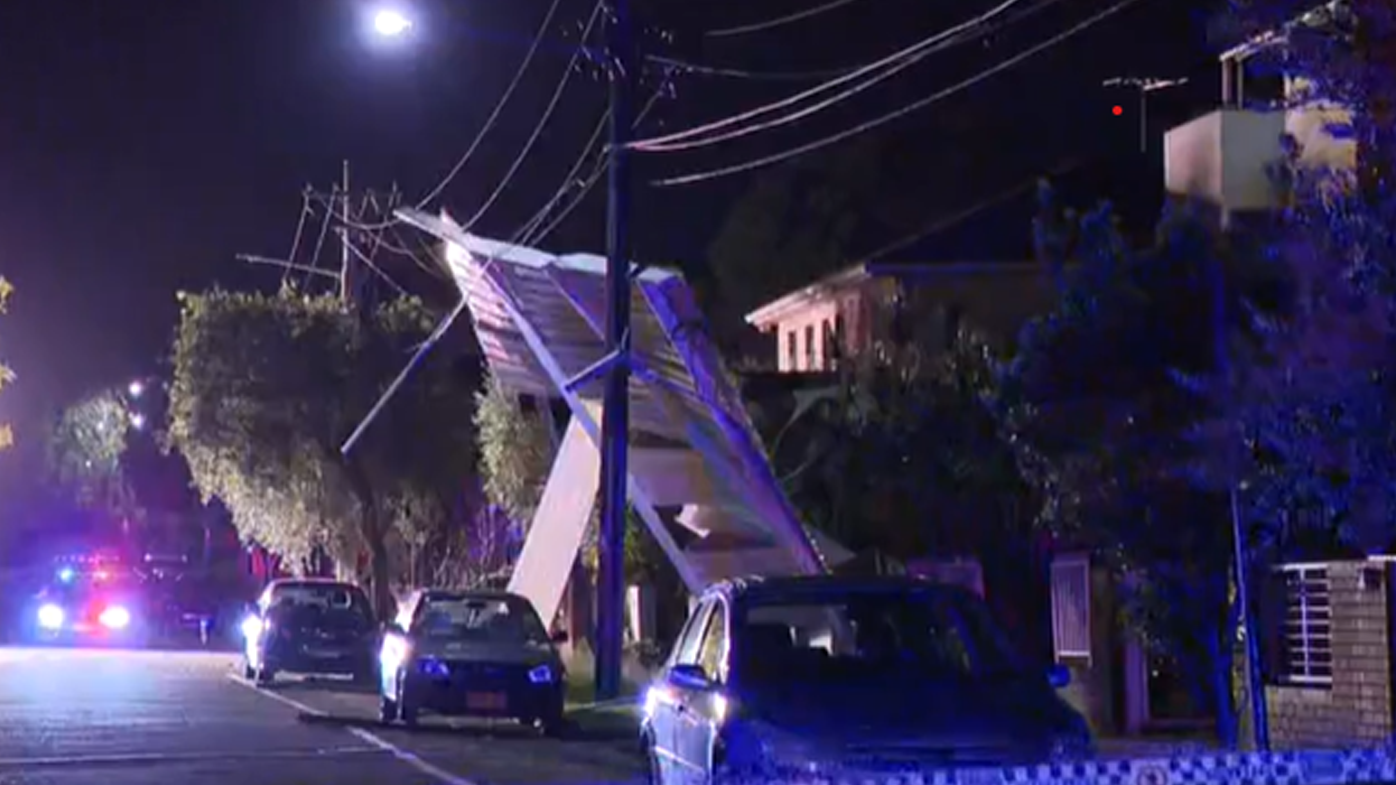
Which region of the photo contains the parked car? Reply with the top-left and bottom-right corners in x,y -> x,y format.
640,575 -> 1093,784
240,579 -> 379,685
377,588 -> 568,733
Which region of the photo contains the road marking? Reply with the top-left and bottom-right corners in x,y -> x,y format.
225,673 -> 329,716
227,672 -> 478,785
0,746 -> 386,770
345,726 -> 478,785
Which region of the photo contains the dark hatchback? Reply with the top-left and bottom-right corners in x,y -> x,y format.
378,589 -> 568,733
641,576 -> 1093,784
241,579 -> 378,685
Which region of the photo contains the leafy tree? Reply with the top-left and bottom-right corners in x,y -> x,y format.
167,287 -> 478,614
705,141 -> 895,327
47,389 -> 140,519
475,376 -> 554,528
994,185 -> 1296,747
775,324 -> 1030,559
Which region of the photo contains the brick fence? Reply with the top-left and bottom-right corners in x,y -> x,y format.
1267,561 -> 1393,749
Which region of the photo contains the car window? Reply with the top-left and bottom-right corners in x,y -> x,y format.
671,600 -> 713,667
267,584 -> 373,628
732,588 -> 1019,687
412,597 -> 549,644
696,601 -> 728,682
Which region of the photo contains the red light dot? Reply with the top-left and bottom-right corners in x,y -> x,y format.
1112,106 -> 1123,116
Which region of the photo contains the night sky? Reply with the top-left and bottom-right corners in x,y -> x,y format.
0,0 -> 1221,484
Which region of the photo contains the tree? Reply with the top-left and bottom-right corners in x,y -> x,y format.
705,141 -> 897,328
994,184 -> 1297,747
770,320 -> 1031,559
47,389 -> 140,519
474,376 -> 554,528
167,287 -> 478,614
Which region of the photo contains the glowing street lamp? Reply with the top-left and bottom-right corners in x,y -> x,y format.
127,380 -> 145,399
372,8 -> 413,38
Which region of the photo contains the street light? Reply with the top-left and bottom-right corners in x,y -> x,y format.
128,380 -> 144,399
372,8 -> 413,38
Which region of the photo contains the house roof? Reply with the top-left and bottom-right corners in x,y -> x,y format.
744,260 -> 1042,330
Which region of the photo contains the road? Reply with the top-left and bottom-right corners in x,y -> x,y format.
0,647 -> 643,785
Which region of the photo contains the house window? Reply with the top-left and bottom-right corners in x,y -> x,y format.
1050,555 -> 1091,663
785,331 -> 797,370
1280,566 -> 1333,686
804,325 -> 815,371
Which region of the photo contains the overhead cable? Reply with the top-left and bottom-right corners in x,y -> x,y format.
459,0 -> 604,232
348,0 -> 567,232
654,0 -> 1142,186
629,0 -> 1032,152
637,0 -> 1070,153
705,0 -> 864,38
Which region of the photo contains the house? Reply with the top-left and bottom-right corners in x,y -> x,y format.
743,261 -> 1059,372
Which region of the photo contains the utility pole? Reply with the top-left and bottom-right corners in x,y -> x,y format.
1210,244 -> 1268,751
595,0 -> 634,702
339,160 -> 353,304
1103,76 -> 1188,153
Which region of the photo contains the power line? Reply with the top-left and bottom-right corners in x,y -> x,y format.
636,0 -> 1069,153
459,1 -> 604,233
527,87 -> 667,245
705,0 -> 864,38
654,0 -> 1142,187
647,55 -> 854,82
859,157 -> 1084,261
349,0 -> 568,232
629,0 -> 1032,152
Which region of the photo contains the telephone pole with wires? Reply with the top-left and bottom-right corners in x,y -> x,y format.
236,169 -> 425,304
595,0 -> 635,704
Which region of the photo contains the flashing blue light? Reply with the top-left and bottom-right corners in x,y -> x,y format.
418,658 -> 449,678
528,665 -> 555,684
57,567 -> 75,583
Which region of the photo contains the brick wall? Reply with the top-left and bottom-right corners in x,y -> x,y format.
1266,561 -> 1392,749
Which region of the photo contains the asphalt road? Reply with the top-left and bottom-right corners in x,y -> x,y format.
0,646 -> 643,785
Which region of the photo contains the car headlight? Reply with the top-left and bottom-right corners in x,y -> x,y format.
380,634 -> 411,671
37,603 -> 65,630
528,664 -> 556,684
240,615 -> 263,640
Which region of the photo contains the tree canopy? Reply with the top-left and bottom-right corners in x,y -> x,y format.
47,388 -> 139,518
167,287 -> 479,612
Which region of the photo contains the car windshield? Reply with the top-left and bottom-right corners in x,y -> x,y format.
268,584 -> 373,629
732,587 -> 1023,687
413,596 -> 549,645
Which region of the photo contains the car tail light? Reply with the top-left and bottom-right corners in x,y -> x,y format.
99,605 -> 131,629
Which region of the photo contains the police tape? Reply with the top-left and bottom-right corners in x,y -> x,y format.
719,748 -> 1393,785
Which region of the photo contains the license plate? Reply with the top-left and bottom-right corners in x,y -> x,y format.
465,692 -> 507,711
304,647 -> 343,659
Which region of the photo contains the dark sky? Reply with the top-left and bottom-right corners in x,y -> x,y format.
0,0 -> 1222,476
